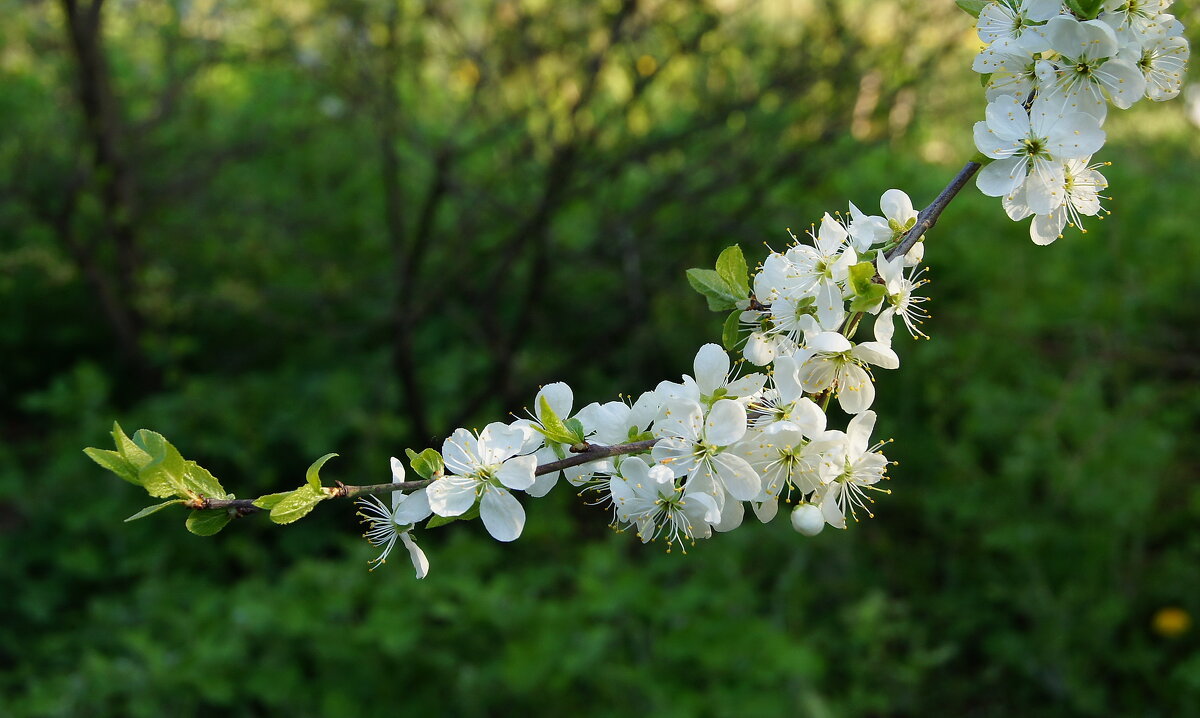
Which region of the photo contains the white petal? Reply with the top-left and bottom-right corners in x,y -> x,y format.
441,428 -> 479,477
712,497 -> 744,532
426,477 -> 477,517
976,157 -> 1027,197
535,382 -> 574,424
852,341 -> 900,370
400,532 -> 429,578
480,488 -> 525,542
846,410 -> 877,456
704,399 -> 748,446
393,488 -> 433,525
711,452 -> 761,501
478,422 -> 526,464
806,331 -> 852,353
693,343 -> 730,396
873,308 -> 896,346
836,364 -> 875,415
655,399 -> 704,442
496,454 -> 537,491
790,503 -> 826,536
525,470 -> 558,498
880,189 -> 915,223
1030,211 -> 1067,245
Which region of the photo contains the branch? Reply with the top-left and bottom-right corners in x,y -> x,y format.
885,160 -> 982,261
191,439 -> 660,516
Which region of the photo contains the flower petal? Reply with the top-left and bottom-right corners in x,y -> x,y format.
496,454 -> 537,491
480,488 -> 525,542
426,476 -> 477,517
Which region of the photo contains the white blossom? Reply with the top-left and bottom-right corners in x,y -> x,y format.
427,423 -> 537,542
355,457 -> 432,576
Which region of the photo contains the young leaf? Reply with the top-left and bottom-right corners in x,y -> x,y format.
84,447 -> 140,485
980,72 -> 992,88
685,268 -> 739,311
252,492 -> 292,510
186,509 -> 232,536
563,417 -> 587,444
183,461 -> 227,500
406,448 -> 444,479
715,245 -> 750,298
124,499 -> 186,522
305,452 -> 339,490
111,421 -> 152,469
535,395 -> 578,445
133,430 -> 189,499
849,284 -> 888,313
269,486 -> 327,525
847,261 -> 878,297
722,310 -> 741,351
955,0 -> 989,17
1065,0 -> 1103,19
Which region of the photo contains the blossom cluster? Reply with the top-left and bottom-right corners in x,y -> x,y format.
355,2 -> 1191,578
359,188 -> 926,577
971,0 -> 1190,243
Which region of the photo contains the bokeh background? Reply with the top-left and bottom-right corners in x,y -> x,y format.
3,0 -> 1199,715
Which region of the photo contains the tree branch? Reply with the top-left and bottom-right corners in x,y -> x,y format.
191,438 -> 660,516
885,160 -> 982,261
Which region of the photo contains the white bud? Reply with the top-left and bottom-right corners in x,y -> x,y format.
790,503 -> 824,536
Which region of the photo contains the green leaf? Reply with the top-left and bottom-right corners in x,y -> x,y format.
535,395 -> 578,445
133,430 -> 189,499
564,417 -> 586,444
847,261 -> 878,297
1065,0 -> 1103,19
849,285 -> 888,313
124,499 -> 186,522
186,509 -> 232,536
715,245 -> 750,298
84,447 -> 140,485
980,72 -> 992,88
954,0 -> 989,17
405,448 -> 444,479
183,461 -> 227,499
685,268 -> 738,311
111,421 -> 152,469
269,486 -> 328,525
305,452 -> 338,490
722,310 -> 741,351
251,492 -> 292,510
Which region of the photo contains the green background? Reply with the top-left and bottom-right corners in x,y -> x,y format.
3,1 -> 1199,715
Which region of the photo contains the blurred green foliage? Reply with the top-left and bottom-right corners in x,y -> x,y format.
2,0 -> 1199,716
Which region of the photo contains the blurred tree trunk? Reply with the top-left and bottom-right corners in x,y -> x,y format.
59,0 -> 158,392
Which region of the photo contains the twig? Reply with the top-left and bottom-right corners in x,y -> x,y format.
885,160 -> 982,261
190,438 -> 659,516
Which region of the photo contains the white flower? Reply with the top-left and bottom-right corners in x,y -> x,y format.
1003,156 -> 1109,244
873,253 -> 930,344
736,426 -> 826,523
974,38 -> 1043,101
790,502 -> 825,536
847,189 -> 920,252
749,356 -> 828,435
796,331 -> 899,415
1041,17 -> 1145,119
355,456 -> 433,576
783,214 -> 857,295
1101,0 -> 1174,48
814,411 -> 891,529
974,94 -> 1106,213
977,0 -> 1061,53
1128,31 -> 1189,101
652,397 -> 761,531
767,282 -> 845,350
426,423 -> 537,542
609,456 -> 720,552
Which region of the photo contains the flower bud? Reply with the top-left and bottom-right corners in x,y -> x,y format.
790,503 -> 824,536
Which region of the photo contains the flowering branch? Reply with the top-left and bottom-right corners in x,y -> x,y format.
83,1 -> 1191,577
185,438 -> 662,516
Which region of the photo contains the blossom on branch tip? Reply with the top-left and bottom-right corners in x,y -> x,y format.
356,456 -> 432,577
